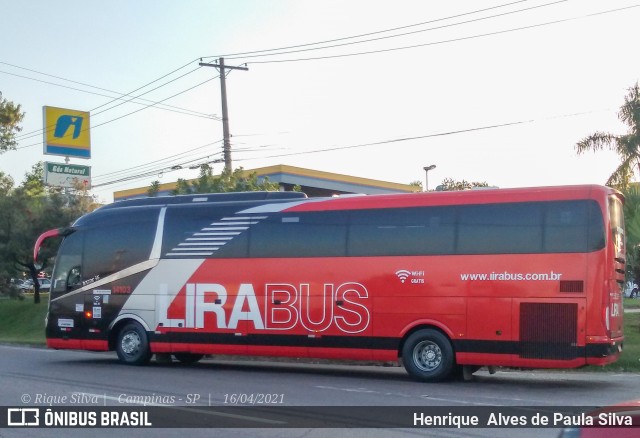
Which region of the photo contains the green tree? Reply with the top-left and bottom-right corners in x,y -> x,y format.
576,82 -> 640,189
0,180 -> 17,297
0,163 -> 98,303
171,178 -> 193,195
0,92 -> 25,153
436,178 -> 490,191
147,180 -> 160,197
163,165 -> 280,195
622,185 -> 640,282
0,171 -> 13,196
409,180 -> 423,191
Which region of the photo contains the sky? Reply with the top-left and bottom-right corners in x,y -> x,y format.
2,0 -> 640,203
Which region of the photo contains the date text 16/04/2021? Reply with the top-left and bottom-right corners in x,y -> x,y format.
27,392 -> 285,406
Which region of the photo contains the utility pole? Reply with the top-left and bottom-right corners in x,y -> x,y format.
199,57 -> 248,172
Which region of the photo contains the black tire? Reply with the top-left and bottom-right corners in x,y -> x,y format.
174,353 -> 204,364
116,322 -> 152,365
402,329 -> 454,382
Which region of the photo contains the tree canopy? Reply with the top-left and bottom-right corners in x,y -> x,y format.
576,82 -> 640,189
0,163 -> 99,303
621,185 -> 640,282
435,178 -> 490,191
148,164 -> 280,196
0,92 -> 25,153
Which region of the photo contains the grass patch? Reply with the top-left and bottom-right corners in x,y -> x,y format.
625,297 -> 640,309
0,296 -> 48,344
597,311 -> 640,372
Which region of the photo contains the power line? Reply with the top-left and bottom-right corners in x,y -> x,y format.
244,4 -> 640,64
92,142 -> 286,186
13,74 -> 220,151
1,69 -> 217,140
89,75 -> 220,131
93,156 -> 216,187
234,108 -> 614,162
92,140 -> 223,182
237,120 -> 535,160
1,60 -> 214,122
221,0 -> 568,62
93,140 -> 287,183
90,66 -> 208,118
9,2 -> 618,152
92,153 -> 225,188
88,58 -> 202,113
11,65 -> 219,144
4,71 -> 216,144
201,0 -> 533,60
9,2 -> 631,187
90,107 -> 613,190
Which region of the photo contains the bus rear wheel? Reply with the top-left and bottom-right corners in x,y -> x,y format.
174,353 -> 204,364
402,329 -> 454,382
116,322 -> 152,365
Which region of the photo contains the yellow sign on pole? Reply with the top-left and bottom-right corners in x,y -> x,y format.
43,106 -> 91,159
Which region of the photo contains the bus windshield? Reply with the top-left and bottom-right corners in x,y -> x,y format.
50,231 -> 83,299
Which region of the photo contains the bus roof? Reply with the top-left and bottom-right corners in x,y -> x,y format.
268,184 -> 619,213
83,185 -> 619,220
97,191 -> 307,211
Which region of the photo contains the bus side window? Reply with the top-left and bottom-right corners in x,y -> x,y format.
544,200 -> 605,253
83,217 -> 156,279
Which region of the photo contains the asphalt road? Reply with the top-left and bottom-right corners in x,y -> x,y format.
1,344 -> 639,437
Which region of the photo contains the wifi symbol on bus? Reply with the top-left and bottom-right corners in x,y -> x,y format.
395,270 -> 412,283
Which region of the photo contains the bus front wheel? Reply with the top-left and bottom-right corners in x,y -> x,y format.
402,329 -> 454,382
116,322 -> 152,365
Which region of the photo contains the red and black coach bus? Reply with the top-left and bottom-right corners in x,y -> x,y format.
34,185 -> 624,382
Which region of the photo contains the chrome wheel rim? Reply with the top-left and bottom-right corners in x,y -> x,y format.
413,340 -> 442,372
121,331 -> 141,355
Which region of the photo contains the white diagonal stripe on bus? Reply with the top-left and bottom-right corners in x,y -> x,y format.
166,252 -> 214,256
194,232 -> 241,236
225,216 -> 268,220
178,242 -> 226,246
186,237 -> 233,241
209,222 -> 261,226
168,248 -> 219,252
166,213 -> 267,257
201,227 -> 249,231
